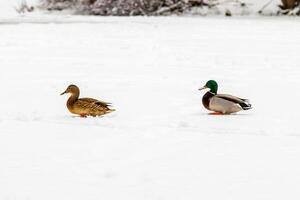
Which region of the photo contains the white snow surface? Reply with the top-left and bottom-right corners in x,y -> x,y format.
1,2 -> 300,200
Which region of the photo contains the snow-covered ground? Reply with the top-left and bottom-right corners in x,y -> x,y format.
1,1 -> 300,200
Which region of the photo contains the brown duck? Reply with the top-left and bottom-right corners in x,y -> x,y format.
61,84 -> 115,117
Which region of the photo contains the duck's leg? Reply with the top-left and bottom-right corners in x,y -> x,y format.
80,114 -> 87,118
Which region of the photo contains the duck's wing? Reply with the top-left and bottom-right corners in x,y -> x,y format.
215,94 -> 252,110
74,98 -> 114,114
216,94 -> 247,104
80,98 -> 112,108
209,95 -> 243,114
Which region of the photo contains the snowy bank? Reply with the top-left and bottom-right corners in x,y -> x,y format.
0,0 -> 285,18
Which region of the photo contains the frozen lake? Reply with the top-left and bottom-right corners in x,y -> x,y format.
1,17 -> 300,199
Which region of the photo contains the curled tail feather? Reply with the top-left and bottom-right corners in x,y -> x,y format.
239,100 -> 252,110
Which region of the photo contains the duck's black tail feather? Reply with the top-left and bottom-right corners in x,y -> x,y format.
239,100 -> 252,110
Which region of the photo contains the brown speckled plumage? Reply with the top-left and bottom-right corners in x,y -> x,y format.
61,85 -> 115,117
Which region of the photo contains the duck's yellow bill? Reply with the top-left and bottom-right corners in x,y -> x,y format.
198,86 -> 207,91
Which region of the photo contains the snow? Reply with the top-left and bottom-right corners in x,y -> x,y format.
0,0 -> 36,17
1,1 -> 300,200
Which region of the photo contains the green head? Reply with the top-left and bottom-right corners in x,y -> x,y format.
199,80 -> 218,94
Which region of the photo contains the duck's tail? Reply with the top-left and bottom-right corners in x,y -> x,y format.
107,108 -> 116,113
239,99 -> 252,110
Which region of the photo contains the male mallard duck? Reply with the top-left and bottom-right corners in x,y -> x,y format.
61,84 -> 115,117
199,80 -> 252,114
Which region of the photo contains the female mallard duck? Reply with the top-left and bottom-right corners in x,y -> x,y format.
199,80 -> 252,114
61,84 -> 115,117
